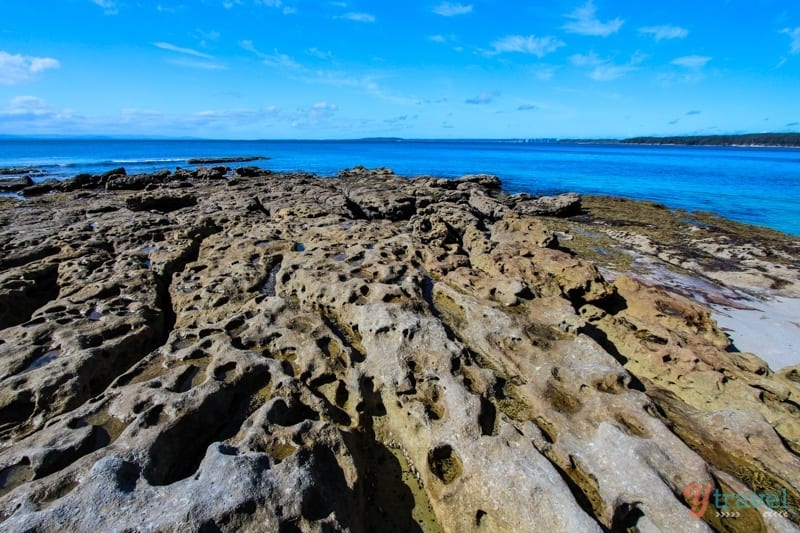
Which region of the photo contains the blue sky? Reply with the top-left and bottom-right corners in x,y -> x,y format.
1,0 -> 799,139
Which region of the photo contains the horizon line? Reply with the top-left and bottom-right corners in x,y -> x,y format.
2,132 -> 800,142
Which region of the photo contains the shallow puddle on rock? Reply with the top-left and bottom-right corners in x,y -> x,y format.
127,358 -> 171,385
86,308 -> 103,321
171,336 -> 197,351
0,461 -> 34,498
184,356 -> 211,388
21,349 -> 61,373
85,410 -> 128,443
140,245 -> 158,254
266,441 -> 297,462
260,263 -> 282,296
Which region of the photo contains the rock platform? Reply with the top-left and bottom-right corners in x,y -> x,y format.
0,166 -> 799,532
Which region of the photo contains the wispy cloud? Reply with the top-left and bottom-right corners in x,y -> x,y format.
91,0 -> 118,15
154,42 -> 214,59
780,27 -> 800,54
384,114 -> 418,125
428,35 -> 447,43
307,47 -> 333,60
640,25 -> 688,41
0,94 -> 346,136
0,51 -> 60,85
1,96 -> 55,116
465,91 -> 496,105
563,1 -> 623,37
668,110 -> 702,125
167,58 -> 227,70
336,12 -> 375,23
240,40 -> 302,69
433,2 -> 472,16
487,35 -> 565,57
0,96 -> 77,131
570,51 -> 639,80
254,0 -> 297,14
671,55 -> 711,68
517,104 -> 538,111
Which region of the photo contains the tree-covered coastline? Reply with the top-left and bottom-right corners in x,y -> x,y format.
621,133 -> 800,147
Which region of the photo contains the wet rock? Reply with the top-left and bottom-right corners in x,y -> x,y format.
0,168 -> 33,176
0,176 -> 34,192
234,166 -> 270,178
20,179 -> 60,197
187,156 -> 269,164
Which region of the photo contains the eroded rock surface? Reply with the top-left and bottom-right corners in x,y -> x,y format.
0,167 -> 799,532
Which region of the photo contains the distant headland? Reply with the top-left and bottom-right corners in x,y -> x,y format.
619,132 -> 800,147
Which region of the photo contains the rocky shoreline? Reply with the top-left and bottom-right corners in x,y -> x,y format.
1,166 -> 799,531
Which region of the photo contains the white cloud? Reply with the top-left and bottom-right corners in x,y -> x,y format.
154,42 -> 214,59
588,64 -> 634,81
563,1 -> 623,37
337,12 -> 375,23
569,51 -> 602,67
240,40 -> 302,69
433,2 -> 473,16
640,25 -> 688,41
195,29 -> 221,42
671,55 -> 711,68
0,51 -> 60,85
780,27 -> 800,54
466,92 -> 496,105
0,96 -> 76,127
312,102 -> 337,111
428,35 -> 447,43
3,96 -> 49,115
307,48 -> 333,60
570,51 -> 637,80
488,35 -> 565,57
254,0 -> 297,14
167,58 -> 227,70
91,0 -> 118,15
0,95 -> 345,136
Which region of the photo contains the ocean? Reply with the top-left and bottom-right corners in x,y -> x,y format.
1,138 -> 799,236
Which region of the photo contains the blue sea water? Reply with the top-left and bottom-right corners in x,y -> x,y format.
1,138 -> 799,236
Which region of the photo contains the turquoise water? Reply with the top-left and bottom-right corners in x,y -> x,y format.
1,139 -> 798,235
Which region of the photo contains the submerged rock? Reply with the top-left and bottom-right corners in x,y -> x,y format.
0,167 -> 798,532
